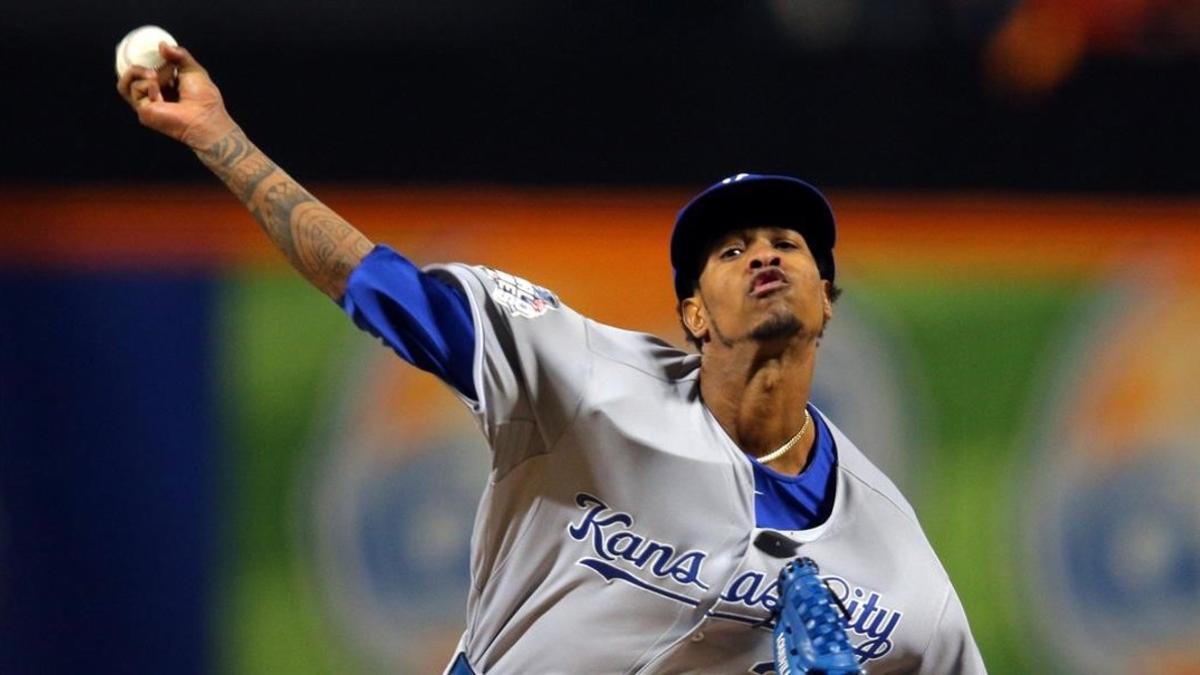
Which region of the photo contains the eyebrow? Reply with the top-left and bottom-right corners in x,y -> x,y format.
718,227 -> 798,242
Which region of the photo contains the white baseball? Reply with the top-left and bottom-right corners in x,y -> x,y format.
115,25 -> 178,79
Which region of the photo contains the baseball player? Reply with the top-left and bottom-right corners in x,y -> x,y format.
119,44 -> 986,674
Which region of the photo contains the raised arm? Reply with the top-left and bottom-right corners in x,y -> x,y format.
116,42 -> 372,299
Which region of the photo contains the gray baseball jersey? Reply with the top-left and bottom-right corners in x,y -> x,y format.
428,263 -> 986,675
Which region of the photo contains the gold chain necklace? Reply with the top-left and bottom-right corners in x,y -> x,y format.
757,409 -> 812,464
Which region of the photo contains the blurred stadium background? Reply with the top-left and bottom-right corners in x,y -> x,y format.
2,1 -> 1198,673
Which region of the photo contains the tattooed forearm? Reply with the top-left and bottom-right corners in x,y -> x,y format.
233,153 -> 278,203
196,128 -> 278,204
195,128 -> 373,299
197,129 -> 252,169
259,181 -> 310,261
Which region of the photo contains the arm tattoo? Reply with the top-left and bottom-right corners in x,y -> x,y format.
259,181 -> 309,262
196,128 -> 373,299
234,154 -> 278,203
198,129 -> 252,169
197,128 -> 277,204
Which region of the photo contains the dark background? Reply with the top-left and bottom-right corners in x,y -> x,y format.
2,0 -> 1197,192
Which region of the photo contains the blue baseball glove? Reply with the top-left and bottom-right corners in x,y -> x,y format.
772,557 -> 864,675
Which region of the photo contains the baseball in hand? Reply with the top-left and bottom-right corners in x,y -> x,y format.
115,25 -> 178,81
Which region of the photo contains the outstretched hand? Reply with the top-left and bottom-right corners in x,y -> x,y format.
116,42 -> 237,150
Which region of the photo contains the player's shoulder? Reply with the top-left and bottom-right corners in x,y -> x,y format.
429,263 -> 567,320
826,417 -> 959,595
431,262 -> 698,381
584,319 -> 700,384
821,410 -> 921,525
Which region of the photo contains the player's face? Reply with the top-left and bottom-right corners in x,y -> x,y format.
682,226 -> 833,349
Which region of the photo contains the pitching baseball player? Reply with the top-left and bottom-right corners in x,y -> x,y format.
119,43 -> 986,674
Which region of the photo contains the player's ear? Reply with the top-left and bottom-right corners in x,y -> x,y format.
680,295 -> 708,342
822,280 -> 834,324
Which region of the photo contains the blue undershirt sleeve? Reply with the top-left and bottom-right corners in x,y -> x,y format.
338,245 -> 478,400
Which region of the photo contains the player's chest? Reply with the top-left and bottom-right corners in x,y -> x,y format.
703,529 -> 929,670
545,458 -> 939,673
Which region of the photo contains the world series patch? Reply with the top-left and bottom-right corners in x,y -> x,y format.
484,267 -> 561,319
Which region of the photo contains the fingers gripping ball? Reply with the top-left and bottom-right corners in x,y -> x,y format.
772,558 -> 863,675
115,25 -> 178,88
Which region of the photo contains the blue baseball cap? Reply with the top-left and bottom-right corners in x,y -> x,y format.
670,173 -> 837,301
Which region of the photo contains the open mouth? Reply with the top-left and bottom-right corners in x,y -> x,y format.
750,268 -> 788,296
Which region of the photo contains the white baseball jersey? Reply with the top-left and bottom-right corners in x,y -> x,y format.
428,263 -> 986,675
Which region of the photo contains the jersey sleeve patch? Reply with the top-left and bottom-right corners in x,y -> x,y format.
483,267 -> 561,318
